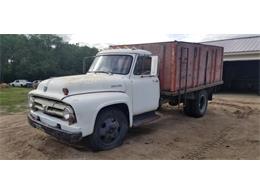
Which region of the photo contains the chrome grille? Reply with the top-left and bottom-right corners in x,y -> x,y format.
32,96 -> 66,118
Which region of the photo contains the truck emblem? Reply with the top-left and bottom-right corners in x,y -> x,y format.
43,86 -> 48,92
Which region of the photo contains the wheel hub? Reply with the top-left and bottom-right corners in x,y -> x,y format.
99,117 -> 120,144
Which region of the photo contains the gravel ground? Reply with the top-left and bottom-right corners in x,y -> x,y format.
0,93 -> 259,160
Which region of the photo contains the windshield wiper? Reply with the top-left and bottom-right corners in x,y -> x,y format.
89,71 -> 113,75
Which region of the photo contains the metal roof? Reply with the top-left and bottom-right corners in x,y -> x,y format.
203,36 -> 260,53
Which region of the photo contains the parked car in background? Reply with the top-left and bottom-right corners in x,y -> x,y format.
26,82 -> 33,88
32,80 -> 42,89
9,80 -> 32,87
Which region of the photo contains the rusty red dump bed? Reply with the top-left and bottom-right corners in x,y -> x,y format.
111,41 -> 224,96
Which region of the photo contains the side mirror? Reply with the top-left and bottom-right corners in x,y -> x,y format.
151,56 -> 159,76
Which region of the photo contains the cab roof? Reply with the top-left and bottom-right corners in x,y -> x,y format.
98,48 -> 152,56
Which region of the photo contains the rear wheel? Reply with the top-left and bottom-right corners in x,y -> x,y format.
183,90 -> 208,118
183,99 -> 194,116
88,108 -> 129,151
193,90 -> 208,117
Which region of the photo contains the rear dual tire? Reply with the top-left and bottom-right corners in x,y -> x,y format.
183,90 -> 208,118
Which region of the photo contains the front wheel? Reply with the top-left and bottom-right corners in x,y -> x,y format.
87,108 -> 129,151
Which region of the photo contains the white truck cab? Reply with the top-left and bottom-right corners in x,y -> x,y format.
28,49 -> 160,150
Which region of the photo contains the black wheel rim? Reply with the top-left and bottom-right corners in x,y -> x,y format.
99,117 -> 120,144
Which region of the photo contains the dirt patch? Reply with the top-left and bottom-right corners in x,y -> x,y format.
0,93 -> 259,159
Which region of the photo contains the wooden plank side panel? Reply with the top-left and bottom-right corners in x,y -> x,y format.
206,48 -> 213,84
180,47 -> 188,90
172,43 -> 177,91
212,49 -> 217,83
198,46 -> 207,86
163,43 -> 174,90
208,49 -> 214,84
192,47 -> 200,88
200,46 -> 223,86
210,48 -> 216,84
190,47 -> 196,88
174,45 -> 182,91
187,45 -> 195,88
216,47 -> 224,82
174,43 -> 193,91
196,47 -> 202,87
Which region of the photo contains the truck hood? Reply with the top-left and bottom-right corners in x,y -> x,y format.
31,73 -> 127,100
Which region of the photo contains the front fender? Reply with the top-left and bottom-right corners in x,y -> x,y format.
62,92 -> 132,136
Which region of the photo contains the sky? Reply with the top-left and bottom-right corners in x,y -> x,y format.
64,34 -> 256,49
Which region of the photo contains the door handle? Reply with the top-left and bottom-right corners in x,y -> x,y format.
153,79 -> 159,83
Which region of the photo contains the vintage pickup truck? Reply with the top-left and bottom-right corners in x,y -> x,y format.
28,41 -> 223,151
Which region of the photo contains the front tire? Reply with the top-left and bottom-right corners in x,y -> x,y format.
88,108 -> 129,151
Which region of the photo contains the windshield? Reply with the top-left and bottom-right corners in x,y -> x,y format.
88,55 -> 133,75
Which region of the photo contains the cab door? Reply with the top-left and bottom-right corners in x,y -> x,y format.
131,55 -> 160,115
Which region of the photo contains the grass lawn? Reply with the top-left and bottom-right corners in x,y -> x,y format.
0,87 -> 31,113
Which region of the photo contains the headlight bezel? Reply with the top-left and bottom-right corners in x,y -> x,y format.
63,106 -> 76,125
28,96 -> 35,109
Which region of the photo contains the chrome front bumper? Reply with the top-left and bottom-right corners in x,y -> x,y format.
28,113 -> 82,143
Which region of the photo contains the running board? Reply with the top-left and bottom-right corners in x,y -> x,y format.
133,111 -> 160,127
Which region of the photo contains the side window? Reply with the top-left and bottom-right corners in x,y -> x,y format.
134,56 -> 152,75
15,80 -> 19,83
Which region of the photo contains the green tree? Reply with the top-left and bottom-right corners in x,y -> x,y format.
0,34 -> 98,83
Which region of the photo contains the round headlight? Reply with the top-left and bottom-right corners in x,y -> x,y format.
63,106 -> 73,120
29,96 -> 35,108
63,106 -> 76,124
